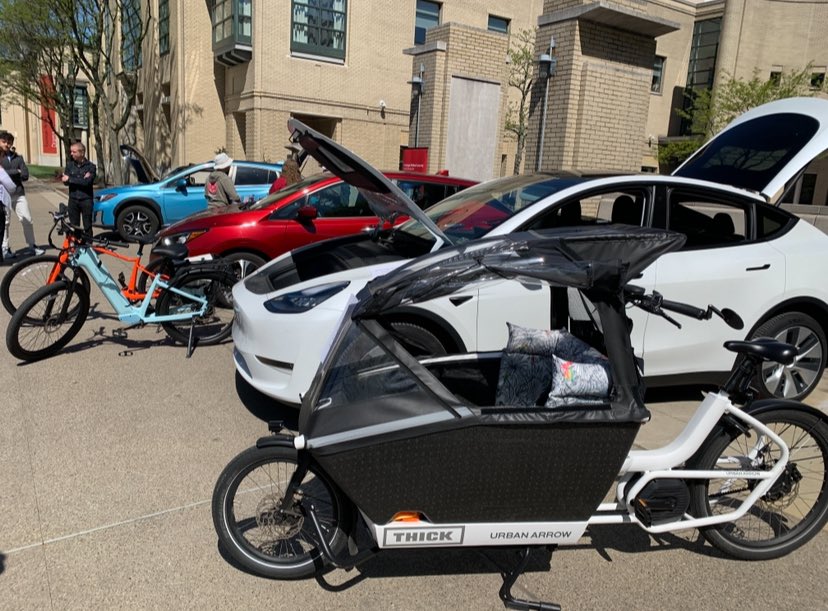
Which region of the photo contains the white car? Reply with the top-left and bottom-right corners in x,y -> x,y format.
233,98 -> 828,405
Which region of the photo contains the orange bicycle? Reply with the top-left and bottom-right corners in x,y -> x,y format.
1,209 -> 176,318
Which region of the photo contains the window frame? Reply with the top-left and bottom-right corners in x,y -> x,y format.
487,14 -> 509,34
290,0 -> 347,61
121,0 -> 143,71
159,0 -> 170,55
415,0 -> 440,45
212,0 -> 252,50
651,55 -> 665,94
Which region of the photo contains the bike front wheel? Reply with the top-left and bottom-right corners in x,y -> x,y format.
1,254 -> 90,318
211,445 -> 352,579
689,406 -> 828,560
155,266 -> 235,346
6,280 -> 90,361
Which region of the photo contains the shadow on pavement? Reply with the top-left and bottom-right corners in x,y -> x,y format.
0,552 -> 5,575
234,372 -> 300,429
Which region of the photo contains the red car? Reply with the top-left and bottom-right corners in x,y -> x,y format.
153,171 -> 476,277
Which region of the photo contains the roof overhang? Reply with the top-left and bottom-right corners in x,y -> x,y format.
540,1 -> 681,38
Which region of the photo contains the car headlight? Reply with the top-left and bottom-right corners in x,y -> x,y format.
264,281 -> 350,314
161,230 -> 208,246
97,193 -> 117,202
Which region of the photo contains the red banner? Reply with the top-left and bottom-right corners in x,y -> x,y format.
39,75 -> 58,154
401,147 -> 429,173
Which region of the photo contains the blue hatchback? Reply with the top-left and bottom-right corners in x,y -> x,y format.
94,145 -> 283,240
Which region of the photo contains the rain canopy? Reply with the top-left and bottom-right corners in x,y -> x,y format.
299,226 -> 686,445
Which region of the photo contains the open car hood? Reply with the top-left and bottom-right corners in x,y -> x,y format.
353,225 -> 686,318
120,144 -> 160,184
287,118 -> 453,246
673,97 -> 828,204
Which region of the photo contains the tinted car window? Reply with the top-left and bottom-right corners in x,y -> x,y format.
395,180 -> 448,210
756,203 -> 794,239
184,169 -> 211,188
674,113 -> 819,192
396,174 -> 585,245
235,166 -> 272,185
309,183 -> 372,217
667,191 -> 748,249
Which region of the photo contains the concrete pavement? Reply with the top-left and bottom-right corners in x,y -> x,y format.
1,180 -> 828,610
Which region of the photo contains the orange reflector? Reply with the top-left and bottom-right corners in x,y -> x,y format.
391,511 -> 422,522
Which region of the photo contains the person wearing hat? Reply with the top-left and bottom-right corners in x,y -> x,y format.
205,152 -> 241,209
0,131 -> 43,257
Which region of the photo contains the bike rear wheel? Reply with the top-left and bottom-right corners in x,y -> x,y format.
211,445 -> 351,579
1,254 -> 90,318
136,257 -> 176,297
6,280 -> 90,361
689,407 -> 828,560
155,266 -> 235,346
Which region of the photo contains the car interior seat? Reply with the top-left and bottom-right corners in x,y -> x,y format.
712,212 -> 736,237
611,195 -> 643,226
559,201 -> 582,225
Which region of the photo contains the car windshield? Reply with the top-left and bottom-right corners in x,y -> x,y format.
393,174 -> 585,245
247,174 -> 326,210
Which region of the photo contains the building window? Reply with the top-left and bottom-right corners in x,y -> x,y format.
291,0 -> 346,60
811,72 -> 825,89
680,17 -> 721,135
783,173 -> 818,205
651,55 -> 665,94
213,0 -> 252,47
122,0 -> 142,71
159,0 -> 169,56
769,71 -> 782,85
487,15 -> 509,34
72,86 -> 89,129
415,0 -> 440,45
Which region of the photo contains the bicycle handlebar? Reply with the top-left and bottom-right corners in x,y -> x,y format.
624,285 -> 744,330
49,206 -> 130,250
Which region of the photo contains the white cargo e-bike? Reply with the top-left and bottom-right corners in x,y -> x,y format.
212,227 -> 828,610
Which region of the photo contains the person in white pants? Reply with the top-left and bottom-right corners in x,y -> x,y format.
0,131 -> 42,258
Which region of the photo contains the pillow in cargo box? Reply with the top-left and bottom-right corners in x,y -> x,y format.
494,323 -> 604,406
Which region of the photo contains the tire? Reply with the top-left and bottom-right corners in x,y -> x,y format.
116,205 -> 160,241
6,280 -> 90,361
1,254 -> 90,318
155,265 -> 235,346
749,312 -> 827,400
218,252 -> 267,308
388,321 -> 449,357
689,407 -> 828,560
136,257 -> 176,297
211,445 -> 351,579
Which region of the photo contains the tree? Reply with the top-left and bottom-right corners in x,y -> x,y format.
0,0 -> 80,157
659,64 -> 827,169
504,29 -> 535,175
57,0 -> 151,184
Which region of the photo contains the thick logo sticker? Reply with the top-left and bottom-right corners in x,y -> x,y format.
383,526 -> 465,547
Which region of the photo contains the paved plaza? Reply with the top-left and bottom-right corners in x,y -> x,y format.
1,180 -> 827,610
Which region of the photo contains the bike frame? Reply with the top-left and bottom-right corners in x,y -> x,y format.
301,384 -> 790,550
69,246 -> 208,326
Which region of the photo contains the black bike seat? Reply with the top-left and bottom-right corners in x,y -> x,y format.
151,243 -> 189,260
724,338 -> 797,365
127,234 -> 157,245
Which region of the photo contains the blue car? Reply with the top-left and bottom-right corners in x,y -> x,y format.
94,145 -> 283,240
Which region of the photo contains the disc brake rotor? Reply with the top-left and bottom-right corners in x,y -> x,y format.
255,494 -> 303,539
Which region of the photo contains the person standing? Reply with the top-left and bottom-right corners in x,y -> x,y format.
61,141 -> 97,238
0,164 -> 14,263
204,152 -> 240,209
0,131 -> 42,257
268,156 -> 302,194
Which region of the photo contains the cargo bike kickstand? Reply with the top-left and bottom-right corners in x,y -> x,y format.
212,227 -> 828,610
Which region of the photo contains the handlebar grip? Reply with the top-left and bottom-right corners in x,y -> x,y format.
659,298 -> 707,320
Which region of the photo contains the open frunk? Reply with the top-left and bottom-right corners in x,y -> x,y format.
297,225 -> 685,526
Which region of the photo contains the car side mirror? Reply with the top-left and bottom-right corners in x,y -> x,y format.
175,178 -> 188,190
297,205 -> 318,222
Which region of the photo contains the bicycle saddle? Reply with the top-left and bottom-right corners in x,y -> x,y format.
151,243 -> 189,261
724,338 -> 797,365
127,234 -> 157,245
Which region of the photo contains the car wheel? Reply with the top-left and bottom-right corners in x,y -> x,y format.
388,321 -> 448,357
749,312 -> 827,400
217,252 -> 267,308
116,205 -> 160,240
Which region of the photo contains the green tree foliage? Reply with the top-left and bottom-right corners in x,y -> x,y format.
659,64 -> 827,169
0,0 -> 149,183
0,0 -> 79,153
504,29 -> 535,175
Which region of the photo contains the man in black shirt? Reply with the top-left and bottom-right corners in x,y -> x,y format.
61,141 -> 97,237
0,131 -> 42,257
